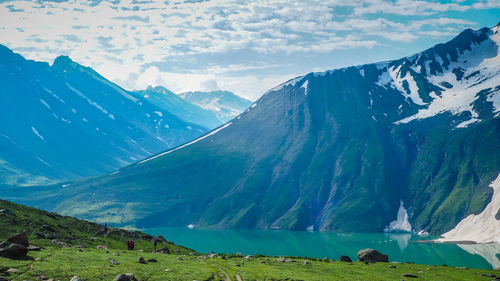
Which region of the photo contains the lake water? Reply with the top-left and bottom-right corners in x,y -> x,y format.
145,227 -> 500,269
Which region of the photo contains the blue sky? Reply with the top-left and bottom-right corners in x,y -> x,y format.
0,0 -> 499,100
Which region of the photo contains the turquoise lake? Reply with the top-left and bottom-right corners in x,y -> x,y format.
146,227 -> 500,270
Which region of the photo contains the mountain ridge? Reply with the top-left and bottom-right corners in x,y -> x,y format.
3,25 -> 500,240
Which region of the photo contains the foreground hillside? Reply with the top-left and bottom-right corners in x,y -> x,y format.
0,199 -> 498,281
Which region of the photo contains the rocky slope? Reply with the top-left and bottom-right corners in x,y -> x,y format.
5,24 -> 500,237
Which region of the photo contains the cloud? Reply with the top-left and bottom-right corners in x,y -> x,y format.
0,0 -> 494,100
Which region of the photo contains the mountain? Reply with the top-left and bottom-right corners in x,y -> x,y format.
179,90 -> 253,123
0,45 -> 208,185
5,25 -> 500,239
132,86 -> 223,129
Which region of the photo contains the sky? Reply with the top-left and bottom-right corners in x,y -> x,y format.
0,0 -> 499,101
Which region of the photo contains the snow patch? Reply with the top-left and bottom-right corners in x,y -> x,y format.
154,111 -> 163,117
139,122 -> 232,164
31,126 -> 45,141
66,83 -> 110,116
301,80 -> 309,95
385,200 -> 412,232
436,173 -> 500,243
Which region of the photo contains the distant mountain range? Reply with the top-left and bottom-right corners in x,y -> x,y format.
179,91 -> 252,123
9,24 -> 499,242
0,45 -> 249,185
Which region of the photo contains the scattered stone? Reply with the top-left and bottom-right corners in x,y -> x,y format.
164,269 -> 170,272
0,209 -> 15,216
244,255 -> 253,259
207,253 -> 216,258
147,258 -> 157,263
357,249 -> 388,263
35,257 -> 42,261
96,245 -> 108,249
51,240 -> 68,248
388,265 -> 397,269
340,255 -> 352,262
138,250 -> 144,252
110,259 -> 120,265
7,232 -> 29,247
418,270 -> 423,273
77,249 -> 84,252
28,245 -> 43,251
137,256 -> 146,264
113,273 -> 137,281
113,252 -> 120,256
0,243 -> 29,258
277,257 -> 286,262
234,264 -> 241,267
177,257 -> 183,260
7,268 -> 21,273
456,267 -> 468,270
0,276 -> 8,281
154,247 -> 170,254
260,261 -> 266,264
302,261 -> 310,265
70,276 -> 83,281
73,245 -> 86,249
402,274 -> 418,278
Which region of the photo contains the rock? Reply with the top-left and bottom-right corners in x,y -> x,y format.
110,259 -> 120,265
27,245 -> 43,251
177,257 -> 183,260
70,277 -> 83,281
0,243 -> 29,258
357,249 -> 388,263
340,255 -> 352,262
7,268 -> 21,272
208,253 -> 216,258
51,240 -> 68,248
154,247 -> 170,254
302,261 -> 310,265
113,274 -> 137,281
137,256 -> 146,264
77,249 -> 84,252
277,257 -> 286,262
388,265 -> 397,269
113,252 -> 120,256
0,276 -> 8,281
73,245 -> 87,249
0,209 -> 15,216
245,255 -> 253,259
7,232 -> 29,247
96,245 -> 108,249
147,258 -> 157,262
402,274 -> 418,278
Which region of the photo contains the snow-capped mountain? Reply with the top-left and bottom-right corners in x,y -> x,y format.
0,45 -> 208,185
179,90 -> 252,123
8,24 -> 500,241
132,86 -> 223,129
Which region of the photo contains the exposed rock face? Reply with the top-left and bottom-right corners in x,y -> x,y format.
7,231 -> 29,247
357,249 -> 389,263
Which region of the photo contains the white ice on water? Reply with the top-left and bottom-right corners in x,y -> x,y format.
385,200 -> 412,232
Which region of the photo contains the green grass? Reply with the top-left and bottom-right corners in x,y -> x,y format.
1,199 -> 499,281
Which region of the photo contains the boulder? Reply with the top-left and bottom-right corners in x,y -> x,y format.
0,243 -> 28,258
7,232 -> 29,247
137,256 -> 146,264
340,255 -> 352,262
153,247 -> 170,254
357,249 -> 388,263
114,273 -> 137,281
147,258 -> 157,263
402,273 -> 418,278
96,245 -> 108,249
70,277 -> 83,281
110,259 -> 120,265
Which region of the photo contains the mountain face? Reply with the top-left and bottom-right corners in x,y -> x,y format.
9,25 -> 500,236
0,46 -> 207,185
132,86 -> 223,129
179,91 -> 253,123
